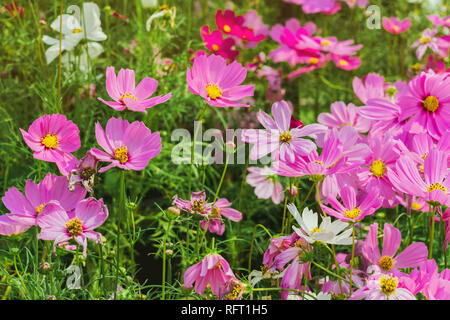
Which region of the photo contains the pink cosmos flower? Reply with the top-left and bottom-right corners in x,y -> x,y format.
273,236 -> 312,300
362,222 -> 428,275
388,148 -> 449,207
331,54 -> 361,71
20,114 -> 80,164
263,232 -> 300,271
318,101 -> 371,133
426,54 -> 450,74
382,17 -> 411,34
37,197 -> 108,257
321,185 -> 381,223
215,9 -> 264,42
350,272 -> 416,300
242,10 -> 269,48
200,25 -> 238,60
58,151 -> 99,195
411,29 -> 439,60
427,15 -> 450,28
246,166 -> 284,204
172,190 -> 210,217
0,173 -> 86,236
352,73 -> 386,104
396,72 -> 450,141
200,198 -> 243,236
186,54 -> 255,107
241,101 -> 327,163
90,117 -> 162,173
183,253 -> 236,296
98,66 -> 171,113
342,0 -> 368,8
284,0 -> 341,15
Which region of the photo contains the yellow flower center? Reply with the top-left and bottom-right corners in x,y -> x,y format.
81,167 -> 95,180
344,206 -> 361,219
279,131 -> 293,144
420,37 -> 431,44
36,203 -> 45,215
422,96 -> 439,112
120,93 -> 138,104
393,25 -> 400,32
378,255 -> 395,272
321,40 -> 331,46
370,160 -> 386,178
191,199 -> 206,214
309,57 -> 319,65
311,227 -> 322,235
65,217 -> 83,236
339,59 -> 349,66
411,202 -> 422,210
379,274 -> 398,296
41,133 -> 59,149
223,24 -> 231,33
114,146 -> 129,164
72,28 -> 83,33
315,160 -> 324,165
212,44 -> 219,51
427,182 -> 447,194
206,84 -> 223,100
412,63 -> 422,71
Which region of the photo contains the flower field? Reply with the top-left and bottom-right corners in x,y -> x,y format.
0,0 -> 449,301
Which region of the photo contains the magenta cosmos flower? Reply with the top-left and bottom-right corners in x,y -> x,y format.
382,17 -> 411,34
215,9 -> 264,42
362,222 -> 428,275
241,101 -> 327,163
187,54 -> 254,107
321,185 -> 381,223
388,149 -> 449,207
200,198 -> 243,236
0,173 -> 86,236
183,253 -> 236,296
246,166 -> 284,204
318,101 -> 371,134
20,114 -> 80,164
397,72 -> 450,141
90,117 -> 162,173
98,66 -> 171,113
37,197 -> 108,257
263,232 -> 300,271
200,26 -> 238,60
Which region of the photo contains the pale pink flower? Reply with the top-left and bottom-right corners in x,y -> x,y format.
246,166 -> 284,204
411,29 -> 439,60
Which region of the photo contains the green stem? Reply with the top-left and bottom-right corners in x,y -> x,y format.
280,190 -> 289,235
349,223 -> 356,296
248,224 -> 273,273
429,205 -> 435,259
161,219 -> 172,300
114,170 -> 126,300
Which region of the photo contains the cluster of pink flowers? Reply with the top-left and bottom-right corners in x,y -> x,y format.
269,18 -> 363,79
1,67 -> 165,257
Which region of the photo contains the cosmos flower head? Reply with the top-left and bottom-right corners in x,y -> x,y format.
382,17 -> 411,34
187,54 -> 255,107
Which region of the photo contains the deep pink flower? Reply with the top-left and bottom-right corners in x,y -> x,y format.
331,54 -> 361,71
284,0 -> 341,15
200,25 -> 238,60
20,114 -> 80,164
183,253 -> 236,296
241,101 -> 327,163
0,173 -> 86,236
98,66 -> 171,113
242,10 -> 269,47
246,166 -> 284,204
397,72 -> 450,141
321,185 -> 381,223
90,117 -> 162,172
37,197 -> 108,257
382,17 -> 411,34
187,54 -> 254,107
388,148 -> 449,207
215,9 -> 264,42
362,222 -> 428,274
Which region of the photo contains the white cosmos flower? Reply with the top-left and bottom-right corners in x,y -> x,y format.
287,292 -> 332,300
42,2 -> 106,64
288,204 -> 353,245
